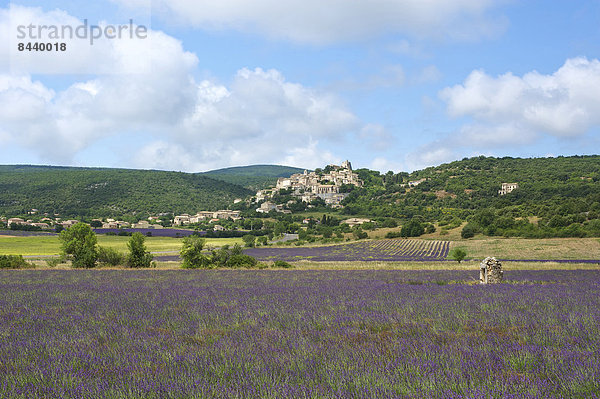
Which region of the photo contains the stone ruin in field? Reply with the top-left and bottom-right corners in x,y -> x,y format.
480,257 -> 503,284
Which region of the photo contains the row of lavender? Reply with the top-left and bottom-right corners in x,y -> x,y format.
1,270 -> 599,398
245,239 -> 451,262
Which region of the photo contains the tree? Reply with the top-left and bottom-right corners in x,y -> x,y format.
353,227 -> 368,240
450,248 -> 467,263
127,232 -> 154,268
59,222 -> 98,268
90,220 -> 103,228
242,234 -> 256,247
180,236 -> 212,269
401,219 -> 424,237
321,227 -> 333,238
274,222 -> 287,237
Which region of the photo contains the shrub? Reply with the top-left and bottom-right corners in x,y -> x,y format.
273,260 -> 294,269
210,244 -> 242,267
98,246 -> 124,266
0,255 -> 34,269
461,223 -> 477,239
127,233 -> 154,268
242,234 -> 256,248
361,222 -> 376,231
45,257 -> 63,268
380,219 -> 398,228
226,254 -> 258,268
207,244 -> 261,269
425,224 -> 436,234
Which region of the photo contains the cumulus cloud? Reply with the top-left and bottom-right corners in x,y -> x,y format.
3,5 -> 168,75
0,5 -> 199,161
151,67 -> 359,170
0,6 -> 364,171
440,57 -> 600,139
405,58 -> 600,170
112,0 -> 507,44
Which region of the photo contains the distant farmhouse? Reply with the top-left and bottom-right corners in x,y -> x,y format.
257,160 -> 363,209
407,178 -> 426,187
256,201 -> 292,214
341,218 -> 372,227
499,183 -> 519,196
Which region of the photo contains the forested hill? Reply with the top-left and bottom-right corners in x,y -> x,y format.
0,165 -> 252,218
202,165 -> 306,190
343,155 -> 600,237
410,155 -> 600,193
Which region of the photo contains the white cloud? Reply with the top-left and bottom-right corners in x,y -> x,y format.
440,57 -> 600,140
167,67 -> 359,170
403,57 -> 600,170
0,6 -> 365,171
112,0 -> 507,44
132,141 -> 203,172
0,4 -> 199,161
3,5 -> 171,75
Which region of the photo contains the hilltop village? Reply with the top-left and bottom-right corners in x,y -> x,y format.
255,160 -> 363,212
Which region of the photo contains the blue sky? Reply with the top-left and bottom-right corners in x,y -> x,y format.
1,0 -> 599,172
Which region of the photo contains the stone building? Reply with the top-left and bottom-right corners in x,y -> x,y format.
499,183 -> 519,196
480,257 -> 504,284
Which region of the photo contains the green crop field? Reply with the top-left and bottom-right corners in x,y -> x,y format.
0,235 -> 242,256
454,237 -> 600,260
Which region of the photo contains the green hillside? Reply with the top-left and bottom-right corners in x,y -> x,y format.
341,155 -> 600,238
0,165 -> 252,218
202,165 -> 306,190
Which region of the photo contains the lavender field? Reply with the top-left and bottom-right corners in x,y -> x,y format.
246,239 -> 450,262
1,270 -> 599,398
